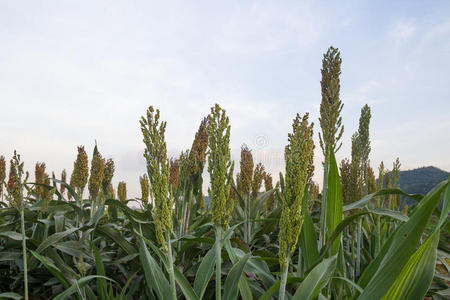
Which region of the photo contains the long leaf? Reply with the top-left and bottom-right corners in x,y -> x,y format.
326,150 -> 343,256
292,256 -> 337,300
381,230 -> 440,300
357,179 -> 449,299
36,227 -> 78,253
53,275 -> 113,300
138,237 -> 172,300
91,242 -> 108,300
194,245 -> 216,299
222,253 -> 251,300
299,185 -> 319,270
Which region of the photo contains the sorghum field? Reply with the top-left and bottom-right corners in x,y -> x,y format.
0,47 -> 449,300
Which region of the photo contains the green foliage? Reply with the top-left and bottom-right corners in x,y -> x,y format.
0,49 -> 447,300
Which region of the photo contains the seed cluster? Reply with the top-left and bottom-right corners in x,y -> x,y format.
279,113 -> 314,265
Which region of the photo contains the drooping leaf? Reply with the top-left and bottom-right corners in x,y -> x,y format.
292,256 -> 337,300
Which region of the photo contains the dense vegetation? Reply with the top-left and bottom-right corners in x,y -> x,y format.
0,47 -> 448,300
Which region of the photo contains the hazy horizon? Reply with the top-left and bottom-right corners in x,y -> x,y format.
1,1 -> 449,198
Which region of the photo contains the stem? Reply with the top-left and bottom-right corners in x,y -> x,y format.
243,195 -> 248,244
215,226 -> 222,300
247,195 -> 251,244
356,218 -> 362,277
319,159 -> 329,248
296,247 -> 302,277
279,261 -> 289,300
165,231 -> 177,300
20,206 -> 29,300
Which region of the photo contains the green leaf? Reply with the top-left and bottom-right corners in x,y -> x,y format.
97,225 -> 136,255
437,181 -> 450,228
36,227 -> 78,253
138,237 -> 172,300
53,275 -> 113,300
223,242 -> 252,300
135,230 -> 199,300
368,208 -> 408,222
299,185 -> 319,270
381,230 -> 440,300
173,267 -> 200,300
91,242 -> 108,300
0,292 -> 23,299
29,250 -> 70,288
357,179 -> 449,299
194,245 -> 216,299
292,256 -> 337,300
87,205 -> 105,228
326,151 -> 343,256
343,188 -> 423,212
0,231 -> 24,241
223,253 -> 251,300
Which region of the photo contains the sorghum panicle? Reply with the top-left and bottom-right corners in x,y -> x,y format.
60,169 -> 67,194
188,117 -> 208,179
68,172 -> 75,200
73,146 -> 89,190
140,106 -> 172,247
207,104 -> 233,229
318,46 -> 344,158
264,173 -> 274,211
251,162 -> 265,199
139,174 -> 150,204
117,181 -> 127,203
169,159 -> 180,192
88,145 -> 105,200
34,162 -> 46,199
279,113 -> 314,265
0,155 -> 6,197
7,151 -> 24,209
239,145 -> 253,196
102,158 -> 115,196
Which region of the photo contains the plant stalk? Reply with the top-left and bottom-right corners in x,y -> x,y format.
215,226 -> 222,300
20,206 -> 29,300
165,231 -> 177,300
319,158 -> 329,248
356,218 -> 362,277
279,261 -> 289,300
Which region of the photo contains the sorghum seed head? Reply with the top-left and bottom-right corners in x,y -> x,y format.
7,151 -> 24,209
102,158 -> 115,195
264,173 -> 274,211
117,181 -> 127,203
169,159 -> 180,192
0,156 -> 6,196
251,162 -> 265,199
35,162 -> 46,199
207,104 -> 233,229
68,172 -> 75,200
239,144 -> 253,196
188,117 -> 209,178
60,169 -> 67,194
140,106 -> 172,248
88,145 -> 105,200
139,174 -> 150,204
73,146 -> 89,190
279,113 -> 314,266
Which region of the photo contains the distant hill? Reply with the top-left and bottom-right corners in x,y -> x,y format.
398,166 -> 449,196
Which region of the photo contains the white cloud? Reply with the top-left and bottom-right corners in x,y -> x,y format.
390,21 -> 415,41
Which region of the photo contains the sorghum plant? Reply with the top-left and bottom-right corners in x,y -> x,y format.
140,106 -> 176,299
318,46 -> 344,246
207,104 -> 234,300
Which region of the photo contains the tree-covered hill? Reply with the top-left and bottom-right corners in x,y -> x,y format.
398,166 -> 449,196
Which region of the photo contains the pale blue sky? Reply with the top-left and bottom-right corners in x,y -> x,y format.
1,1 -> 449,197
